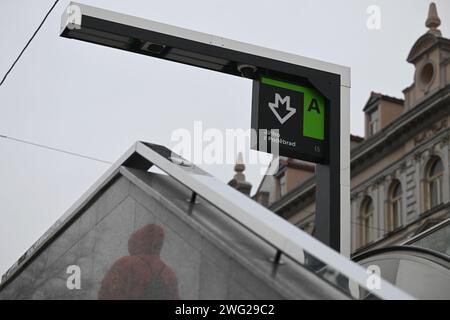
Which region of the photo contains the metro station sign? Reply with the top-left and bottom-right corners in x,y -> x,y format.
251,77 -> 327,163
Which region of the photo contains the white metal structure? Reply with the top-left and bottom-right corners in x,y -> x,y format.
60,2 -> 351,256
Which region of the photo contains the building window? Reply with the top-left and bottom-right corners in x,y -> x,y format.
386,180 -> 402,232
425,157 -> 444,210
358,197 -> 374,247
368,109 -> 379,136
279,174 -> 286,197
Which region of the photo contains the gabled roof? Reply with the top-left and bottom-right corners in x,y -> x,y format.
407,33 -> 450,64
363,92 -> 404,112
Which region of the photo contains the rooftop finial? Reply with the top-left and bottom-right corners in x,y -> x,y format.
234,152 -> 245,175
228,152 -> 252,196
426,2 -> 442,36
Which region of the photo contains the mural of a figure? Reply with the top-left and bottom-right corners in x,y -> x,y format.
98,224 -> 179,300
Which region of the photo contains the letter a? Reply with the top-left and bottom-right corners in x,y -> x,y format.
308,98 -> 321,114
66,265 -> 81,290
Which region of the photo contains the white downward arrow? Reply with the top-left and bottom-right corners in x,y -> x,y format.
268,93 -> 296,124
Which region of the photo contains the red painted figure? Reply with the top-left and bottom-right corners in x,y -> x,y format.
98,224 -> 180,300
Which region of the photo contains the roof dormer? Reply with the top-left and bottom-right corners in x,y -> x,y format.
363,92 -> 404,138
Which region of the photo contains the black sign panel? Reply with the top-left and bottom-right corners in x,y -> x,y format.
251,76 -> 328,163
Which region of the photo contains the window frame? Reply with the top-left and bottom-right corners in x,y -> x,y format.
386,180 -> 402,233
368,109 -> 379,137
425,157 -> 444,211
358,197 -> 374,247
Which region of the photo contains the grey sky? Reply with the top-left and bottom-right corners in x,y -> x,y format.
0,0 -> 449,277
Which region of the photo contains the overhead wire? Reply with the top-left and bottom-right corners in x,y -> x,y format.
0,0 -> 61,87
0,133 -> 113,165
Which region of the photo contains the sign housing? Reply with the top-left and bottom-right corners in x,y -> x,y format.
251,76 -> 328,163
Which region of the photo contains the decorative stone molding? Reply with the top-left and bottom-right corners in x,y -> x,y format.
441,135 -> 449,147
414,119 -> 448,146
375,176 -> 385,186
360,190 -> 369,199
400,162 -> 407,173
414,132 -> 427,146
385,175 -> 393,184
414,152 -> 422,161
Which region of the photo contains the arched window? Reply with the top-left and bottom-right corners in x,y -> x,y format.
425,157 -> 444,210
358,197 -> 374,247
386,180 -> 402,232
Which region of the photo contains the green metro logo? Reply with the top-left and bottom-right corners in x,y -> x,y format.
261,77 -> 325,141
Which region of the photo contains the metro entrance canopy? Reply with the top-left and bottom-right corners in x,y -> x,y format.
60,2 -> 351,256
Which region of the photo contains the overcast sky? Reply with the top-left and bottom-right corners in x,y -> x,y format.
1,0 -> 449,277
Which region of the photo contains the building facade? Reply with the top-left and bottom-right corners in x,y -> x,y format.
252,3 -> 450,256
